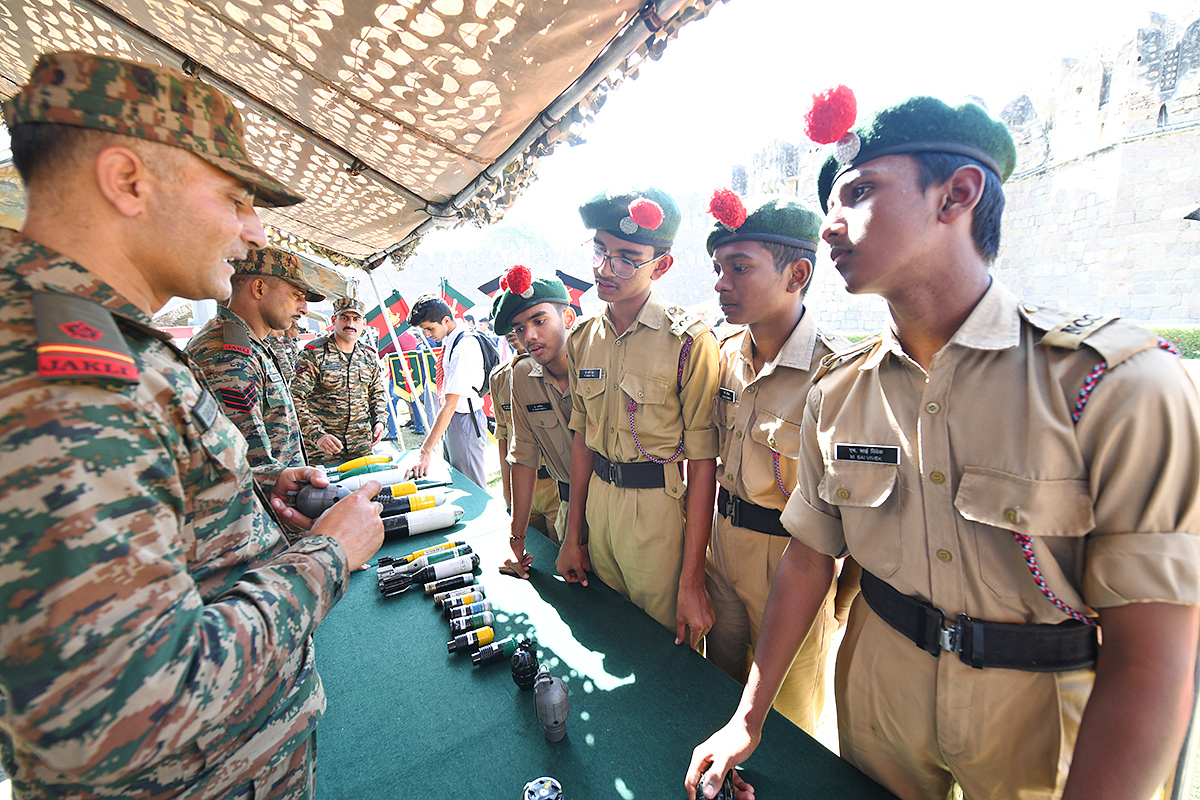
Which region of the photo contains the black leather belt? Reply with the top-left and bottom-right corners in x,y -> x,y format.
536,465 -> 551,480
717,487 -> 789,537
557,481 -> 570,502
591,452 -> 666,489
859,570 -> 1098,672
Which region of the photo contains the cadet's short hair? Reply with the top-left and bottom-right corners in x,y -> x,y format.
408,295 -> 453,326
911,152 -> 1005,262
759,242 -> 817,274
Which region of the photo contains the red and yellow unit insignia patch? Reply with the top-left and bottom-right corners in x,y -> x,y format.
59,320 -> 103,341
37,342 -> 139,381
223,343 -> 252,355
217,383 -> 258,413
34,293 -> 140,383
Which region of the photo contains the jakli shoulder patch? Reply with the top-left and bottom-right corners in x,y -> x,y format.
222,317 -> 253,354
33,292 -> 139,383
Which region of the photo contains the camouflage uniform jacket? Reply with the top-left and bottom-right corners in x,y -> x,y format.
292,336 -> 388,463
266,334 -> 299,386
0,229 -> 349,799
185,307 -> 305,491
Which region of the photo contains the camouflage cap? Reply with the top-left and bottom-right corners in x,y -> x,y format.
231,248 -> 325,302
578,186 -> 680,248
333,297 -> 365,315
2,50 -> 304,208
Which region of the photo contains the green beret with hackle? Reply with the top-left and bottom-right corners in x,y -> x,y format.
578,186 -> 680,248
491,265 -> 570,336
707,191 -> 822,256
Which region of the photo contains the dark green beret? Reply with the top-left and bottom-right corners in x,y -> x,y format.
817,96 -> 1017,212
707,196 -> 822,256
578,186 -> 680,248
492,273 -> 570,336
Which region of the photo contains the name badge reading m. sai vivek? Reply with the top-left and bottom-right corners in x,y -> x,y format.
578,368 -> 603,380
835,444 -> 900,465
718,387 -> 737,403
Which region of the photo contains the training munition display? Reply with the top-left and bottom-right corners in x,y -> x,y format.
448,600 -> 493,620
381,545 -> 472,577
472,637 -> 517,666
331,454 -> 391,473
379,553 -> 479,596
383,504 -> 464,540
434,586 -> 485,609
423,573 -> 475,595
511,639 -> 539,690
449,611 -> 495,635
384,491 -> 447,516
394,540 -> 466,566
533,666 -> 569,742
448,625 -> 495,653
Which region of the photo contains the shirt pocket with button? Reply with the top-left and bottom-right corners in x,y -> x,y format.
954,466 -> 1094,603
618,371 -> 677,453
574,369 -> 606,422
818,459 -> 902,577
748,411 -> 802,497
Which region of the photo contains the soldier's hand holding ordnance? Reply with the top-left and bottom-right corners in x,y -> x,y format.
271,466 -> 333,529
310,480 -> 384,570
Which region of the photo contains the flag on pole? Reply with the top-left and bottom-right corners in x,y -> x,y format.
555,270 -> 593,314
439,278 -> 475,319
477,275 -> 502,298
364,290 -> 411,354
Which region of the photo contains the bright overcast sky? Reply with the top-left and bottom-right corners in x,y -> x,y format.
420,0 -> 1200,250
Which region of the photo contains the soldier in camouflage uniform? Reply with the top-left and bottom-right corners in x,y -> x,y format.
0,51 -> 384,800
292,297 -> 389,466
186,248 -> 323,493
267,322 -> 302,385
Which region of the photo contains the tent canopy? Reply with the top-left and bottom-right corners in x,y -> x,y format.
1,0 -> 723,267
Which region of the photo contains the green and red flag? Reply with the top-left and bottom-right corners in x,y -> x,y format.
440,278 -> 475,319
477,275 -> 502,298
364,290 -> 410,354
555,270 -> 592,315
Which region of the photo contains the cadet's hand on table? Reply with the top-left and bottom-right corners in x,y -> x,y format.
405,446 -> 433,479
676,581 -> 716,648
316,433 -> 343,457
685,722 -> 760,800
311,480 -> 384,570
500,536 -> 535,579
271,466 -> 331,529
556,539 -> 591,586
370,421 -> 386,447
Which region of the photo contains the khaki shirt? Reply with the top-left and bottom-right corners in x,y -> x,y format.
567,290 -> 720,466
0,229 -> 347,799
782,280 -> 1200,624
509,354 -> 574,481
715,311 -> 848,511
489,355 -> 519,442
186,306 -> 305,490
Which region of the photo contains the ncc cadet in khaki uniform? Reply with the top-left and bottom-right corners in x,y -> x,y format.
704,194 -> 851,733
688,97 -> 1200,800
185,248 -> 323,493
556,187 -> 721,646
267,321 -> 302,385
491,267 -> 578,576
0,51 -> 383,800
293,297 -> 389,466
490,317 -> 559,543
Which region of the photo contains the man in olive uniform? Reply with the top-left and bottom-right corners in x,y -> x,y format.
688,97 -> 1200,800
490,323 -> 559,543
0,51 -> 384,800
293,297 -> 389,466
186,247 -> 323,492
267,321 -> 302,385
491,268 -> 577,577
704,194 -> 850,734
556,187 -> 720,647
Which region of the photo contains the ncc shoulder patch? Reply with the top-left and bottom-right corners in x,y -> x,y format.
222,318 -> 253,354
1019,303 -> 1119,350
33,292 -> 139,384
666,305 -> 709,339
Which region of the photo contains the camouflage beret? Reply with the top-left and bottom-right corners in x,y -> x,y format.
231,247 -> 325,302
707,193 -> 821,256
579,186 -> 680,248
2,50 -> 303,208
333,297 -> 365,315
491,266 -> 570,336
817,96 -> 1016,212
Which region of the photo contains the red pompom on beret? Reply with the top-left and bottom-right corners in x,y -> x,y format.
709,188 -> 747,230
804,85 -> 857,145
628,197 -> 664,231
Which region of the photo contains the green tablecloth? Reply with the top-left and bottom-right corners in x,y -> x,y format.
314,471 -> 894,799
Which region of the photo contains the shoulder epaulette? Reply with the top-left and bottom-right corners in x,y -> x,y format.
1019,303 -> 1158,368
222,317 -> 252,355
816,328 -> 854,354
665,305 -> 709,339
33,292 -> 139,384
306,335 -> 332,350
811,335 -> 880,383
719,326 -> 745,346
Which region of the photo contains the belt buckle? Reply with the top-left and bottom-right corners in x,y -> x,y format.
719,492 -> 736,522
939,622 -> 962,654
605,460 -> 619,485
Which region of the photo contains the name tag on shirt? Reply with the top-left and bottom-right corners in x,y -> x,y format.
526,402 -> 553,412
500,403 -> 512,411
718,387 -> 737,402
578,368 -> 603,380
835,444 -> 900,465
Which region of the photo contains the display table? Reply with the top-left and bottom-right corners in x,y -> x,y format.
313,471 -> 894,799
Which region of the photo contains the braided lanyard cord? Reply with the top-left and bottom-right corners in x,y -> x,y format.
627,334 -> 697,464
772,451 -> 792,499
1011,338 -> 1179,627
